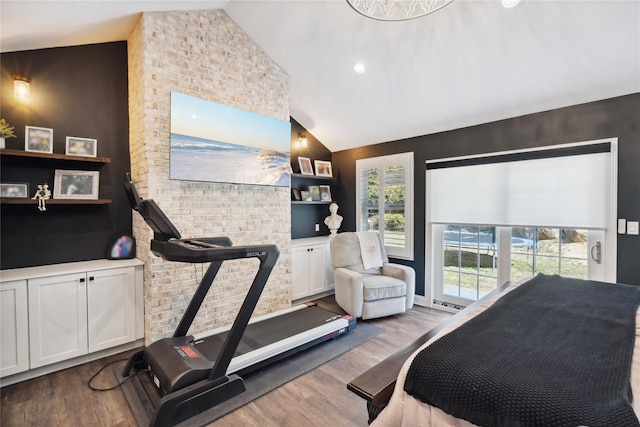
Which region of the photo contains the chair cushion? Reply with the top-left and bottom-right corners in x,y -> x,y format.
362,274 -> 406,302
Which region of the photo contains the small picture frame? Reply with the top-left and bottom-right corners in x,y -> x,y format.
298,157 -> 314,175
301,190 -> 312,202
291,188 -> 301,201
308,185 -> 321,201
319,185 -> 332,202
66,136 -> 97,157
314,160 -> 333,177
107,233 -> 136,260
25,126 -> 54,154
0,183 -> 29,198
53,170 -> 100,199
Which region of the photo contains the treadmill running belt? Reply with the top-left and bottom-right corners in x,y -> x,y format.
195,306 -> 343,357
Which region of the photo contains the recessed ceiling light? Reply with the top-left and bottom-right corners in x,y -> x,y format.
502,0 -> 522,8
353,62 -> 366,74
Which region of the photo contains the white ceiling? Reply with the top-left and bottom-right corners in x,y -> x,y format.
1,1 -> 639,152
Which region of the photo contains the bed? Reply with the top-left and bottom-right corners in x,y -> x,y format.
348,274 -> 640,427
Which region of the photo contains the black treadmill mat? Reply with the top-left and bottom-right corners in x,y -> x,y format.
194,305 -> 344,358
121,321 -> 382,427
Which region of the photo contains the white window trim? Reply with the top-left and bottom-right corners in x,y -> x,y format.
356,152 -> 414,260
425,138 -> 618,308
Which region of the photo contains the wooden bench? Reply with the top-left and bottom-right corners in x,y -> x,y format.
347,282 -> 512,423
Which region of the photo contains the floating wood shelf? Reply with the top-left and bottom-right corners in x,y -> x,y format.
291,173 -> 332,180
0,149 -> 111,163
291,201 -> 334,205
0,198 -> 112,205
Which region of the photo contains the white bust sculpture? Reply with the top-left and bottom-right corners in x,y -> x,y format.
324,202 -> 343,237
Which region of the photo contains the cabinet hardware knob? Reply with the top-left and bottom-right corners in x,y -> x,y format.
79,278 -> 85,283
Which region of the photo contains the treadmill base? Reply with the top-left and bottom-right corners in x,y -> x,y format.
121,315 -> 377,427
127,370 -> 246,427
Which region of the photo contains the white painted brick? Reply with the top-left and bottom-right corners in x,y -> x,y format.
129,9 -> 292,344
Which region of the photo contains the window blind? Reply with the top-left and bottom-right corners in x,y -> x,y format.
426,142 -> 612,229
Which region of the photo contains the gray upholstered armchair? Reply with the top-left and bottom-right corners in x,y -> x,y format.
330,232 -> 415,320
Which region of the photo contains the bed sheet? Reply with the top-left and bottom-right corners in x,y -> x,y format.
371,280 -> 640,427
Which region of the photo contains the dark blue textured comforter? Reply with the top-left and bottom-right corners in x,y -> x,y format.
404,274 -> 640,427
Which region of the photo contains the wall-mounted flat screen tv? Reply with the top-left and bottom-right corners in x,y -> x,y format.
170,92 -> 291,187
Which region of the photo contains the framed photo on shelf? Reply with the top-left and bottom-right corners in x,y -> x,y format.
0,183 -> 29,198
314,160 -> 333,177
291,188 -> 302,201
319,185 -> 332,202
308,185 -> 321,201
301,190 -> 312,202
66,136 -> 97,157
53,169 -> 100,200
298,157 -> 314,175
25,126 -> 54,154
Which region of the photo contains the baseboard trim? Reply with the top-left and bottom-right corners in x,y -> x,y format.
413,294 -> 430,307
0,339 -> 143,387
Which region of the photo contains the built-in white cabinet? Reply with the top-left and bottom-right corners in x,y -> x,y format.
28,272 -> 89,369
291,237 -> 334,301
87,267 -> 136,352
0,280 -> 29,377
0,259 -> 144,385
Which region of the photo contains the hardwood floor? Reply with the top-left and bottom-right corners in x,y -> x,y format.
0,305 -> 451,427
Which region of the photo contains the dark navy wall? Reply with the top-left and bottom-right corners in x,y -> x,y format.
1,42 -> 131,269
331,94 -> 640,293
290,118 -> 334,239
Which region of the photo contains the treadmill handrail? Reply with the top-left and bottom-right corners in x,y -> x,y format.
151,239 -> 279,267
210,259 -> 275,380
172,243 -> 279,338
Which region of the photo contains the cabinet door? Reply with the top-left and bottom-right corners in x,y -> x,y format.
291,246 -> 310,300
87,267 -> 136,352
28,273 -> 88,368
0,280 -> 29,377
307,244 -> 328,295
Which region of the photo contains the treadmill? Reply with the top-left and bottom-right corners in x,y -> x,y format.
121,173 -> 355,427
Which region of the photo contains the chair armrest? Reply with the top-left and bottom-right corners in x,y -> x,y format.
334,267 -> 365,318
382,263 -> 415,309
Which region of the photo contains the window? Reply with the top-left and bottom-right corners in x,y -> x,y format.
434,225 -> 592,308
357,152 -> 414,259
442,225 -> 499,302
427,139 -> 617,310
510,227 -> 589,282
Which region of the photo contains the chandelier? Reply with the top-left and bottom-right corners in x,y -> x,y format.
346,0 -> 454,21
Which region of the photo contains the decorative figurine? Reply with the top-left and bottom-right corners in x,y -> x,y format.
324,202 -> 343,238
32,183 -> 51,211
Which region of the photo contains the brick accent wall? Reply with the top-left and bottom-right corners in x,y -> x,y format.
128,9 -> 291,343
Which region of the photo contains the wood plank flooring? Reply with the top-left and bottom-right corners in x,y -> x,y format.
0,305 -> 451,427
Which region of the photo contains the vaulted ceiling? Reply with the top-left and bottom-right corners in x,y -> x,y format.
2,1 -> 638,152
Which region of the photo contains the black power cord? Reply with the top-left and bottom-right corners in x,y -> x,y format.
88,358 -> 136,391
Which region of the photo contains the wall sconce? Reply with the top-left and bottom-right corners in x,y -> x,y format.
12,74 -> 31,102
296,133 -> 308,149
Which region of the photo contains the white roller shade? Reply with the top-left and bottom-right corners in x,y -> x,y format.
427,143 -> 612,229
